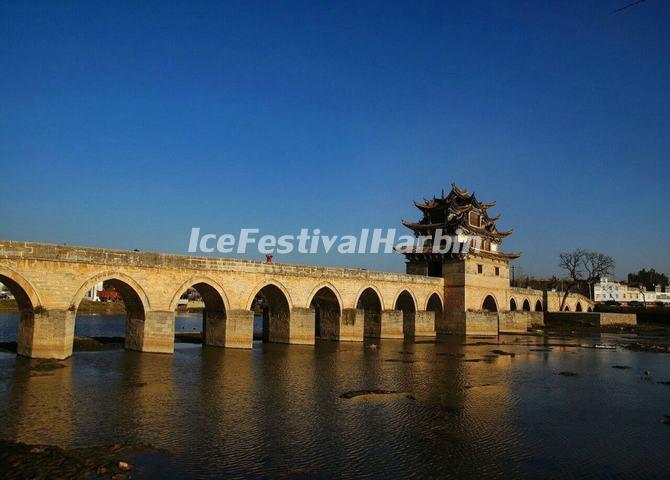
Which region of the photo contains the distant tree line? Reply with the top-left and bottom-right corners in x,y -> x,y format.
627,268 -> 668,290
511,250 -> 668,309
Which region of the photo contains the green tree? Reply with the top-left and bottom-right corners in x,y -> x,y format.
627,269 -> 668,290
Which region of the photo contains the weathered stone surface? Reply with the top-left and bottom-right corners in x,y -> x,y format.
544,312 -> 636,327
222,309 -> 253,349
498,311 -> 530,333
0,240 -> 595,358
339,308 -> 364,342
412,310 -> 436,337
380,310 -> 404,339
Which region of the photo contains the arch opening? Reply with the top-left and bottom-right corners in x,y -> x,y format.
510,298 -> 517,311
535,300 -> 543,312
522,299 -> 531,311
174,282 -> 227,346
357,288 -> 382,338
0,275 -> 35,354
73,278 -> 146,347
251,284 -> 290,343
426,293 -> 444,332
576,302 -> 583,312
482,295 -> 498,312
563,305 -> 571,312
394,290 -> 416,336
310,287 -> 341,340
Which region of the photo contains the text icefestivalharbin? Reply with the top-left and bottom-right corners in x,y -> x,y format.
187,227 -> 481,255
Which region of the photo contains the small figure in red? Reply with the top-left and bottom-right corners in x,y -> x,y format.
265,254 -> 273,263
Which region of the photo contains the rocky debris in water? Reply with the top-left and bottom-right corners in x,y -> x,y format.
491,350 -> 515,357
612,365 -> 632,370
0,440 -> 163,479
659,415 -> 670,425
555,371 -> 578,377
339,389 -> 409,399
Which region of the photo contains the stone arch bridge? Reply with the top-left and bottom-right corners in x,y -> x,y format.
0,241 -> 445,359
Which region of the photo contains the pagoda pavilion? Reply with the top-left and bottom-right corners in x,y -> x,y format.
401,183 -> 520,278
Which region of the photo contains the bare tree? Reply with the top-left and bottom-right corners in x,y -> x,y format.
559,249 -> 615,310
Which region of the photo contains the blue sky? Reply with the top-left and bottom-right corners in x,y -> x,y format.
1,0 -> 668,279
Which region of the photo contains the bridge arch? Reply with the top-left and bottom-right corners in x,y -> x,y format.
510,298 -> 517,311
308,284 -> 341,340
356,286 -> 383,338
306,282 -> 343,311
423,291 -> 443,311
392,288 -> 418,313
576,301 -> 583,312
353,285 -> 385,311
246,279 -> 293,311
425,291 -> 444,332
394,289 -> 417,336
169,276 -> 230,313
249,281 -> 293,343
70,271 -> 150,313
170,276 -> 229,346
522,299 -> 531,311
0,266 -> 42,309
482,294 -> 498,312
70,271 -> 150,351
0,267 -> 43,357
535,299 -> 543,312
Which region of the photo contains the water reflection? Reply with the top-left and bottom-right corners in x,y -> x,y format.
1,313 -> 670,477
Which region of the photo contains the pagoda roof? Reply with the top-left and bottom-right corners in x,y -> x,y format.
413,183 -> 497,213
400,183 -> 518,257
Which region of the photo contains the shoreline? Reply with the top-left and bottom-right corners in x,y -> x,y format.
0,328 -> 668,355
0,439 -> 170,479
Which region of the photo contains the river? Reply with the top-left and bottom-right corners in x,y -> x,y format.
0,312 -> 669,478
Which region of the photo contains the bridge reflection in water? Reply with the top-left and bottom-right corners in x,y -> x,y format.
2,332 -> 669,478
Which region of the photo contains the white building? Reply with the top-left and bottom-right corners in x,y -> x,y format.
594,277 -> 670,305
84,281 -> 105,301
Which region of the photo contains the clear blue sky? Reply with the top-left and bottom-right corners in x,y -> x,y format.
1,0 -> 668,279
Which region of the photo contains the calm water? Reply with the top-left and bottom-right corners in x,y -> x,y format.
1,312 -> 670,478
